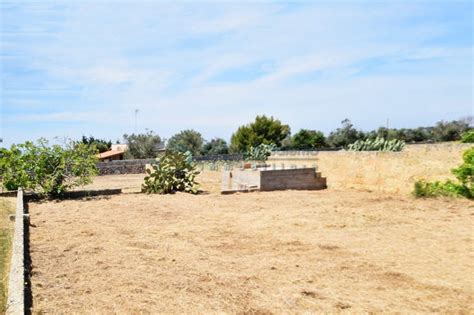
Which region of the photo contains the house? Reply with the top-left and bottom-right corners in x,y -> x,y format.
97,144 -> 129,162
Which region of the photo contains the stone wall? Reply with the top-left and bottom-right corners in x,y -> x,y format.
268,143 -> 473,194
96,159 -> 154,175
97,154 -> 244,175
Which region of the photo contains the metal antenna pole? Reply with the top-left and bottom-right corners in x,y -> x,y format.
134,109 -> 139,133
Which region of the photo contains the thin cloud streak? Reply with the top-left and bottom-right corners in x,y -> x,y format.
0,1 -> 472,146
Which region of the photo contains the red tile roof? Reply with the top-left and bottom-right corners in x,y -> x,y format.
97,150 -> 124,159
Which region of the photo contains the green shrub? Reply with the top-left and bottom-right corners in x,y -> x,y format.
142,151 -> 200,194
347,137 -> 405,151
460,130 -> 474,143
413,180 -> 467,198
413,147 -> 474,199
0,139 -> 98,196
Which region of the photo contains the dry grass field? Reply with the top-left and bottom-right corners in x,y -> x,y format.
29,172 -> 473,314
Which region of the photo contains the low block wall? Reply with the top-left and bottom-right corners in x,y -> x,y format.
260,168 -> 326,191
6,189 -> 25,315
221,170 -> 260,191
268,143 -> 473,194
221,168 -> 327,193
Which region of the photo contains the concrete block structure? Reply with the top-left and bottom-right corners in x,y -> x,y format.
221,167 -> 326,194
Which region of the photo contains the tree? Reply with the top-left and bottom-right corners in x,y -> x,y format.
0,139 -> 98,196
432,120 -> 471,142
230,115 -> 290,153
326,119 -> 366,148
291,129 -> 326,150
167,129 -> 204,156
202,138 -> 229,155
80,135 -> 112,153
123,130 -> 163,159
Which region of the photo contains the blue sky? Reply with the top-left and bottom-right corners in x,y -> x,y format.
0,0 -> 472,146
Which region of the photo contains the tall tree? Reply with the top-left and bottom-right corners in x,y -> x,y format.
327,119 -> 366,148
291,129 -> 326,149
230,115 -> 290,153
432,119 -> 471,142
166,129 -> 204,156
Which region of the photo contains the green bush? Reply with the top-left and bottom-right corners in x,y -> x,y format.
413,180 -> 468,198
460,130 -> 474,143
413,147 -> 474,199
142,151 -> 200,194
347,137 -> 405,151
0,139 -> 98,196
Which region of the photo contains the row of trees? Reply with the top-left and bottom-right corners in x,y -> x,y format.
84,115 -> 472,159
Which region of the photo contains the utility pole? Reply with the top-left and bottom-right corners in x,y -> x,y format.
386,118 -> 390,129
134,109 -> 139,134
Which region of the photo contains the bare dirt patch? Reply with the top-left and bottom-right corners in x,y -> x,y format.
29,172 -> 474,313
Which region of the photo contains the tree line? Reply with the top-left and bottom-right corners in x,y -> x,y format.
83,115 -> 472,159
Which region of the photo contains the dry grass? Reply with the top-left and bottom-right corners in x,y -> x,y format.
29,172 -> 474,314
0,197 -> 15,313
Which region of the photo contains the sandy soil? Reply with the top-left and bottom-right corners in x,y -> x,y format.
29,172 -> 474,314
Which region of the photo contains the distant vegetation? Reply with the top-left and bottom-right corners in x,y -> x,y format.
0,139 -> 97,196
70,115 -> 473,159
228,116 -> 471,153
80,135 -> 112,153
167,129 -> 204,156
123,130 -> 163,159
413,147 -> 473,199
202,138 -> 229,155
291,129 -> 326,150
